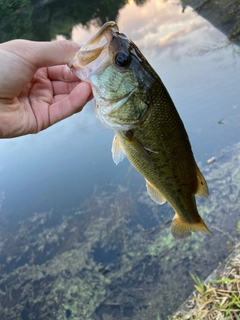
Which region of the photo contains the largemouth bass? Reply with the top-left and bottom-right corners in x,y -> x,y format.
68,21 -> 211,239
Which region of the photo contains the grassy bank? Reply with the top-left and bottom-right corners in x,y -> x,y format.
172,241 -> 240,319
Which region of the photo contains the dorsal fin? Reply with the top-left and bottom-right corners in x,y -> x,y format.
195,164 -> 209,198
145,179 -> 166,205
111,135 -> 126,165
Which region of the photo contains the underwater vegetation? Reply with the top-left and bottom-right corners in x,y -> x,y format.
0,142 -> 240,319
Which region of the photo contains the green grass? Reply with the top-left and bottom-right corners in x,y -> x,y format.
171,244 -> 240,319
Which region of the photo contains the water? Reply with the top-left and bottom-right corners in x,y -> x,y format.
0,1 -> 240,319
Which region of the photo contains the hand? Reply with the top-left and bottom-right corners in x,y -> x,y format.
0,39 -> 93,138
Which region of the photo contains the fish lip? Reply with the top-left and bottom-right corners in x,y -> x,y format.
81,21 -> 119,51
68,21 -> 119,77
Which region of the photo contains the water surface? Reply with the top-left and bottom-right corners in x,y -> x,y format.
0,1 -> 240,319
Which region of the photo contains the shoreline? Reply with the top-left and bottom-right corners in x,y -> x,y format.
173,241 -> 240,319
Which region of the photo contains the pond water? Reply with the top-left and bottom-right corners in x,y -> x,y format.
0,0 -> 240,319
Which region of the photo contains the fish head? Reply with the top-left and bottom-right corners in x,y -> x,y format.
69,21 -> 155,131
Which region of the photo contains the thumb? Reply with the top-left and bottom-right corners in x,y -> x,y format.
3,39 -> 80,69
29,40 -> 80,68
0,40 -> 81,99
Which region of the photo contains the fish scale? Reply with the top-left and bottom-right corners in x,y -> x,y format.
118,91 -> 198,213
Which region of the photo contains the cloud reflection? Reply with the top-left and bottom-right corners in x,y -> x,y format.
72,0 -> 225,61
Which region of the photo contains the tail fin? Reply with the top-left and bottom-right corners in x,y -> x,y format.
171,214 -> 212,239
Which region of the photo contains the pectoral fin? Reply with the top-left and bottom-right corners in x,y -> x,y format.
111,135 -> 126,165
145,179 -> 166,205
171,214 -> 212,239
123,131 -> 152,165
195,164 -> 209,198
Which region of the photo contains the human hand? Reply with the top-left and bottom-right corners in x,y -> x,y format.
0,39 -> 93,138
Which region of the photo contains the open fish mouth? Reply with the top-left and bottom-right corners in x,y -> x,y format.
81,21 -> 118,52
68,21 -> 119,78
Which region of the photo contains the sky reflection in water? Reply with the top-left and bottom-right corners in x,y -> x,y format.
1,0 -> 239,215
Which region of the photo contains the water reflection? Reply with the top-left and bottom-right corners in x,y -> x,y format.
0,142 -> 240,319
185,0 -> 240,46
0,0 -> 147,42
2,0 -> 239,47
0,0 -> 240,319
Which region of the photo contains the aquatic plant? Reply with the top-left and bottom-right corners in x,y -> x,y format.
0,143 -> 240,319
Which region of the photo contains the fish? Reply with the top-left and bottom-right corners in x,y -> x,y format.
68,21 -> 211,239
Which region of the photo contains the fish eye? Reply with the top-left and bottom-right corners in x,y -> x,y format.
115,51 -> 130,68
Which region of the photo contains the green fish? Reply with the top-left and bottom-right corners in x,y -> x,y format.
68,21 -> 211,239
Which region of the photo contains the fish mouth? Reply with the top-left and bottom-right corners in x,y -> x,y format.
68,21 -> 119,78
81,21 -> 118,52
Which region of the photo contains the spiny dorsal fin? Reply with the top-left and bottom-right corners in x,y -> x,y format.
195,164 -> 209,198
145,179 -> 166,205
111,135 -> 126,165
171,214 -> 212,239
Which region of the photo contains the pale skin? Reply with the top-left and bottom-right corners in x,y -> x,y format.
0,39 -> 93,138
